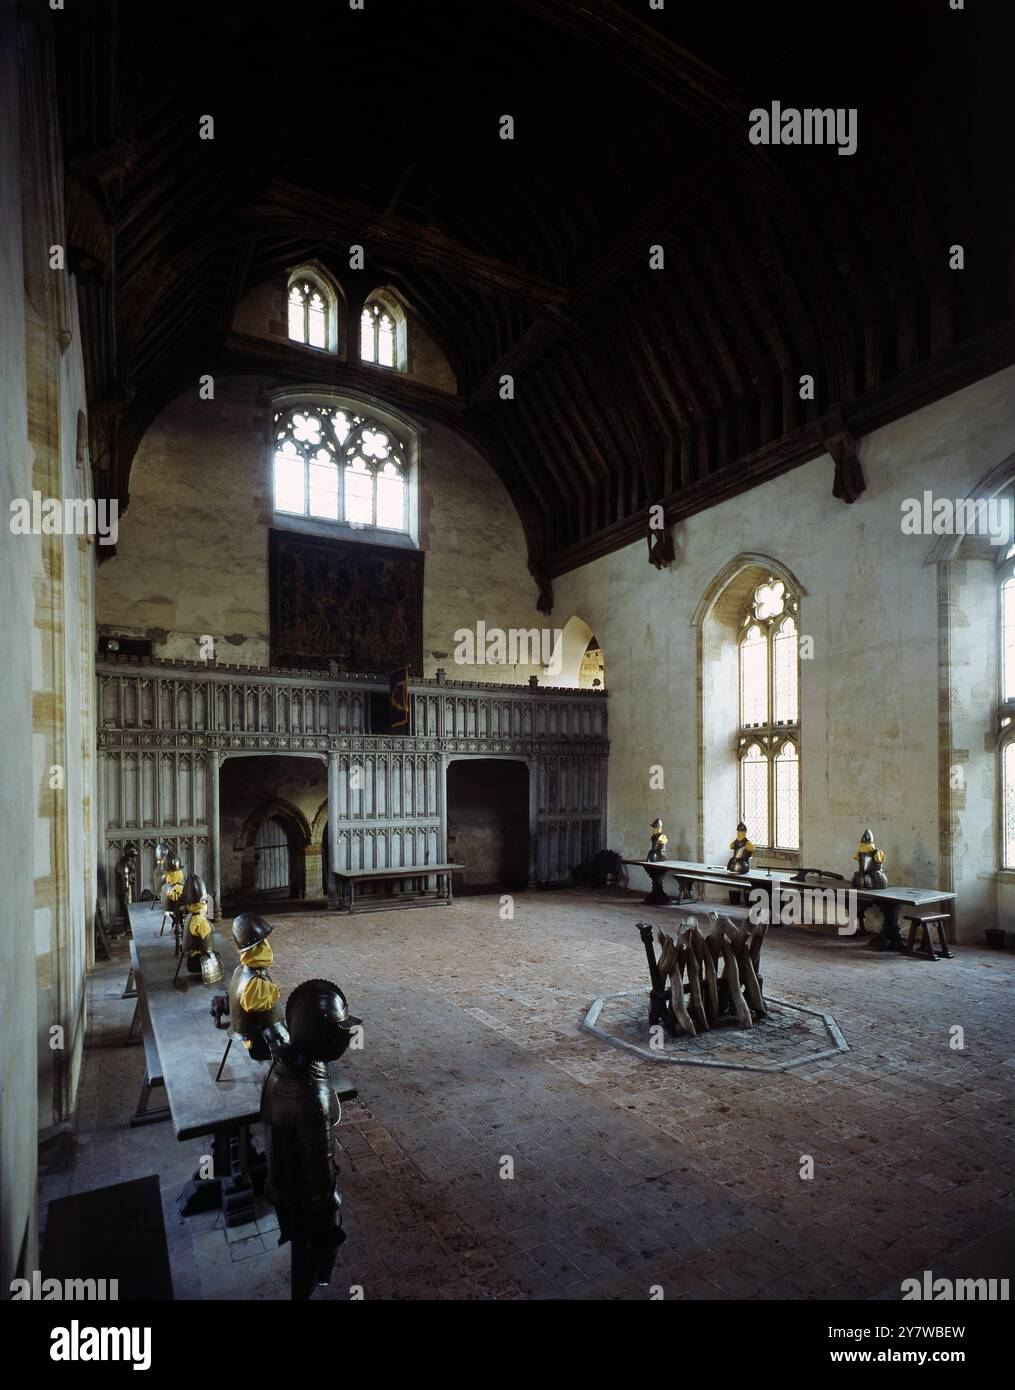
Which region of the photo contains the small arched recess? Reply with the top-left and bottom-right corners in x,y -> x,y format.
541,615 -> 605,689
237,797 -> 312,901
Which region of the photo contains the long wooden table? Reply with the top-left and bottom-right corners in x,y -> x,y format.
332,862 -> 464,913
127,904 -> 356,1225
623,858 -> 956,952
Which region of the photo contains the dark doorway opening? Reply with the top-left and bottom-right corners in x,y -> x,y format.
254,815 -> 294,896
446,759 -> 529,895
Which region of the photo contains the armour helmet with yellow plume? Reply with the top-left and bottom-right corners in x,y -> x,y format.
232,912 -> 274,950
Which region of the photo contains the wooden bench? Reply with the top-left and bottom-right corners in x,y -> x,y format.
902,908 -> 953,960
332,862 -> 464,914
128,940 -> 170,1127
122,960 -> 143,1044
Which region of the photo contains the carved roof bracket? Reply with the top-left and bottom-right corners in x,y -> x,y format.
529,562 -> 554,615
818,406 -> 866,505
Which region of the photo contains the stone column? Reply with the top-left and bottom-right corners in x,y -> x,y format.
305,843 -> 324,898
209,751 -> 221,918
527,756 -> 540,888
437,753 -> 448,865
327,749 -> 340,905
94,745 -> 107,923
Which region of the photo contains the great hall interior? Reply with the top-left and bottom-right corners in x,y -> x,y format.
2,0 -> 1014,1321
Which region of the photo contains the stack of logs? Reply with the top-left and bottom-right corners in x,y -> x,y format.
642,911 -> 768,1037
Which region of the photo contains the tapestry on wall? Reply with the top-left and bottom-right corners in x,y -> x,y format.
268,530 -> 424,675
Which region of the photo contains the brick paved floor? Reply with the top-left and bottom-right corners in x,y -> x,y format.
40,891 -> 1015,1300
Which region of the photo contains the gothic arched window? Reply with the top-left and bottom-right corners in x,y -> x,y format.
272,404 -> 409,533
737,577 -> 800,852
286,266 -> 340,353
288,280 -> 327,348
360,294 -> 405,370
999,547 -> 1015,866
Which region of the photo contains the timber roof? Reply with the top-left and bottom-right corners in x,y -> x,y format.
56,0 -> 1015,588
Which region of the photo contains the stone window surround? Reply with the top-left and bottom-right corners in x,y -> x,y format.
267,384 -> 422,548
285,261 -> 343,355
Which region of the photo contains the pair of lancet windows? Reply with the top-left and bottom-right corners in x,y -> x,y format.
287,271 -> 403,371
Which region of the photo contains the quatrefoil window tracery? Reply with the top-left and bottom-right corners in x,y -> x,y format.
272,405 -> 408,531
742,578 -> 797,629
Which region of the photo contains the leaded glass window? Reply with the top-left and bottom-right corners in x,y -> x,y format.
360,299 -> 400,368
999,546 -> 1015,868
272,405 -> 408,532
1004,742 -> 1015,870
288,280 -> 328,349
739,624 -> 768,727
774,741 -> 800,850
773,616 -> 799,723
741,742 -> 770,848
1002,573 -> 1015,703
737,577 -> 801,852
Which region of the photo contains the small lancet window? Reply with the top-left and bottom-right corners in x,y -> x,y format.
360,297 -> 402,369
1002,573 -> 1015,703
998,532 -> 1015,867
286,268 -> 337,351
288,281 -> 329,348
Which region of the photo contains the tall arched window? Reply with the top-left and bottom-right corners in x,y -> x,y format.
360,293 -> 406,370
286,266 -> 340,353
272,404 -> 409,534
998,545 -> 1015,867
737,577 -> 800,852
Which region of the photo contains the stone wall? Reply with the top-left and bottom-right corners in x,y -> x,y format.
96,376 -> 550,683
553,366 -> 1015,943
0,1 -> 97,1288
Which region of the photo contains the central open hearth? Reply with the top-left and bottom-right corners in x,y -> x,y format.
582,990 -> 849,1072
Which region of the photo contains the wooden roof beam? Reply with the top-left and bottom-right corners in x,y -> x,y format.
258,182 -> 569,313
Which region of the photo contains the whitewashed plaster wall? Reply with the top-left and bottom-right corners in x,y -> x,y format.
553,366 -> 1015,943
0,1 -> 97,1287
96,376 -> 549,682
23,99 -> 96,1139
0,0 -> 39,1290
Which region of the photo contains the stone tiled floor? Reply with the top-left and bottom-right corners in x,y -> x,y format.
40,891 -> 1015,1300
